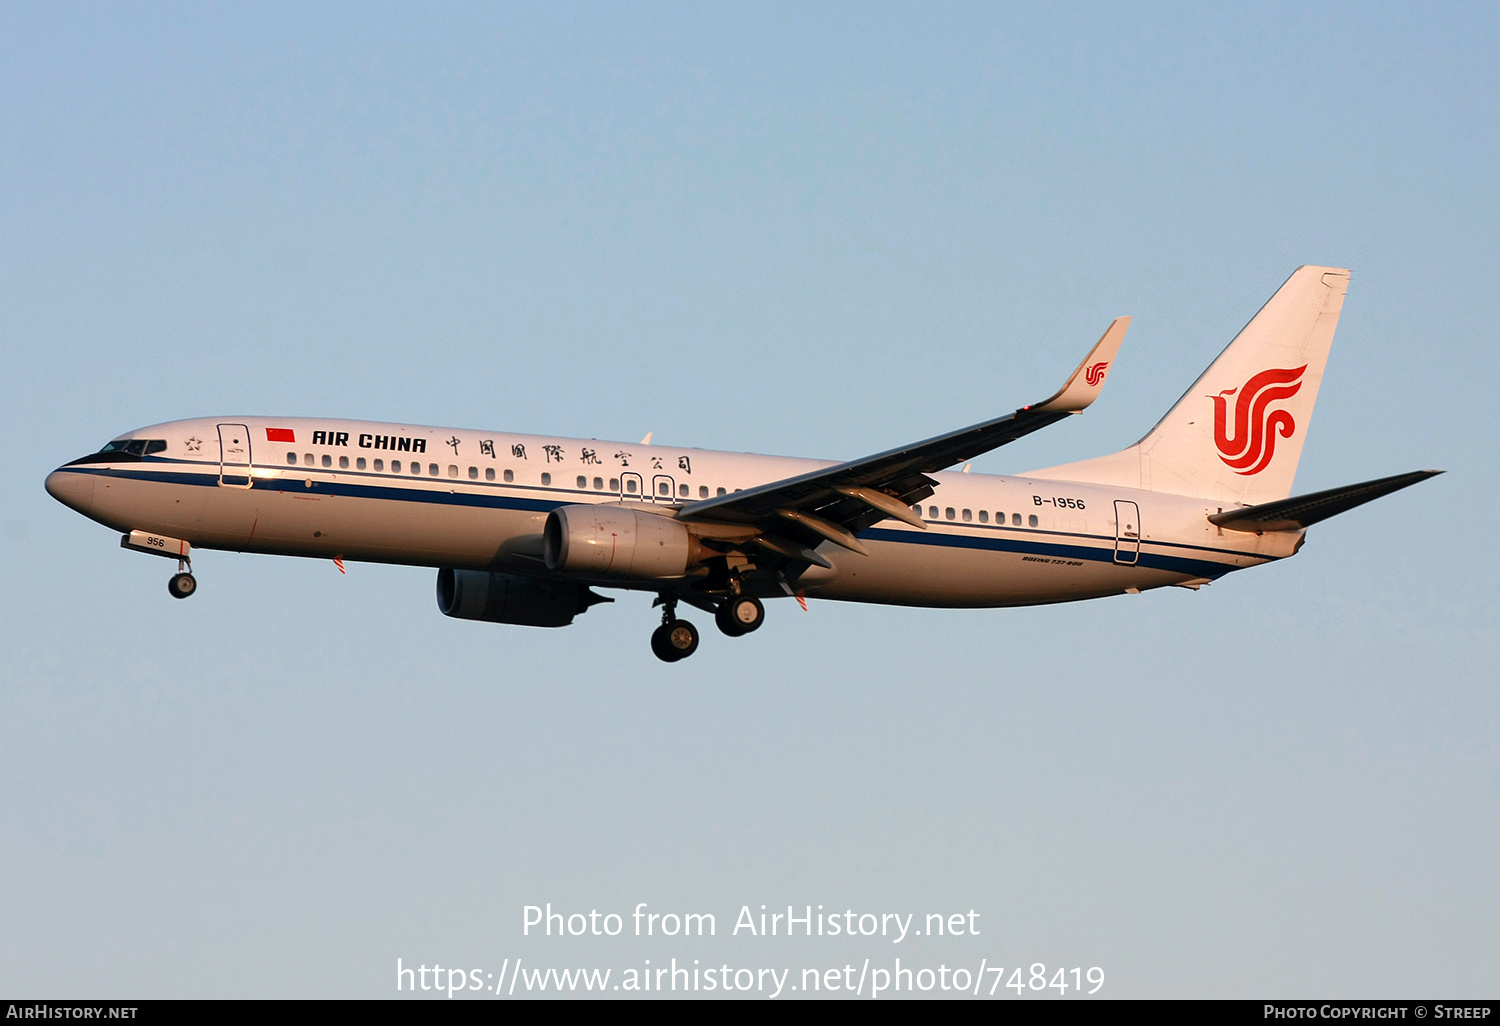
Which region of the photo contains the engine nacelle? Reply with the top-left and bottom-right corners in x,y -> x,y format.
435,568 -> 591,628
543,504 -> 702,579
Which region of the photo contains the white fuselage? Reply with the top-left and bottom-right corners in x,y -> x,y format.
46,416 -> 1300,607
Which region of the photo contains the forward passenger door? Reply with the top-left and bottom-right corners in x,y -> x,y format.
217,423 -> 252,488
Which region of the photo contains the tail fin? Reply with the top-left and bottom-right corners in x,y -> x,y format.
1027,266 -> 1350,505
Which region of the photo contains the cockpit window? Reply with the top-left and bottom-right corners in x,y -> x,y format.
101,439 -> 146,455
99,439 -> 166,456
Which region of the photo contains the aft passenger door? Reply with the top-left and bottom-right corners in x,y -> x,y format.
218,423 -> 253,488
1113,500 -> 1141,565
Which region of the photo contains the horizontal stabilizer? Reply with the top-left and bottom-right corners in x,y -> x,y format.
1208,469 -> 1442,533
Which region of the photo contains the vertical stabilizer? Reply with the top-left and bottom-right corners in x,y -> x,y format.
1027,266 -> 1349,505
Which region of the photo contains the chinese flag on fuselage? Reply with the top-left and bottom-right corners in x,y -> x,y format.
266,428 -> 295,443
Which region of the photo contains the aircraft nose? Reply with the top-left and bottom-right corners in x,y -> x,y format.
45,468 -> 95,515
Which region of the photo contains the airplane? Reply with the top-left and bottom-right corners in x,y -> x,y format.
45,266 -> 1439,662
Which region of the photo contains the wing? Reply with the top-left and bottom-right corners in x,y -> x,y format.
675,317 -> 1129,562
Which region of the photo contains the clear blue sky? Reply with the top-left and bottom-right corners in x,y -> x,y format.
3,2 -> 1496,998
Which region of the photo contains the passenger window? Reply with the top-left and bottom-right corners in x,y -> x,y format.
658,482 -> 669,496
391,460 -> 401,473
339,456 -> 349,469
699,485 -> 709,498
373,459 -> 383,471
679,484 -> 689,497
443,465 -> 454,478
912,504 -> 922,514
428,464 -> 438,476
626,478 -> 638,493
504,469 -> 514,483
412,462 -> 422,476
321,455 -> 332,468
962,509 -> 972,522
1029,514 -> 1039,527
594,477 -> 604,490
979,510 -> 988,523
468,466 -> 478,479
946,507 -> 955,520
717,487 -> 727,496
577,475 -> 587,488
356,457 -> 366,470
929,506 -> 939,518
286,453 -> 297,465
485,467 -> 495,481
541,472 -> 551,485
304,453 -> 314,466
1012,513 -> 1022,526
609,477 -> 619,490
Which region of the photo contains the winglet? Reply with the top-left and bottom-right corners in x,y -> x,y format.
1031,316 -> 1130,414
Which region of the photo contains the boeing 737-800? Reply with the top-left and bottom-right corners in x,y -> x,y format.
46,266 -> 1438,661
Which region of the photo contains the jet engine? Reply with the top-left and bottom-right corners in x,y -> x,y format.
435,568 -> 606,628
543,504 -> 707,579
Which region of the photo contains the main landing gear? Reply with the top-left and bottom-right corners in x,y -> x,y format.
715,594 -> 764,637
650,591 -> 768,662
650,598 -> 700,663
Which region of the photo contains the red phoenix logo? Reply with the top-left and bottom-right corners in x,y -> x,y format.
1210,365 -> 1307,476
1084,361 -> 1109,386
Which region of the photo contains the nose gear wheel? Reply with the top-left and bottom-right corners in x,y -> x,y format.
168,572 -> 197,599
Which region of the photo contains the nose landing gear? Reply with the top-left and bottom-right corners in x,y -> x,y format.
168,558 -> 197,599
120,531 -> 198,600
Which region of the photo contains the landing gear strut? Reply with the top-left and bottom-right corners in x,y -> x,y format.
650,596 -> 700,662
